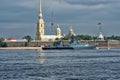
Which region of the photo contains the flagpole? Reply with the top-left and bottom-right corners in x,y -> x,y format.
100,23 -> 102,33
98,22 -> 102,33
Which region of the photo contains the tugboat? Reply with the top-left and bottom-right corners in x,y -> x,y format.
42,35 -> 96,50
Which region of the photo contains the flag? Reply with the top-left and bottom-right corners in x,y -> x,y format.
51,21 -> 54,26
97,22 -> 102,25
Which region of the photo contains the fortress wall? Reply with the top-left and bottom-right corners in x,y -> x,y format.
5,40 -> 120,48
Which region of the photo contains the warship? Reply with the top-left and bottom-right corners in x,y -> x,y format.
42,35 -> 97,50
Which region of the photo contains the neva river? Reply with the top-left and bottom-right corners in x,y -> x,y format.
0,49 -> 120,80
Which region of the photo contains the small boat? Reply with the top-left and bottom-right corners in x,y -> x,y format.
42,35 -> 96,50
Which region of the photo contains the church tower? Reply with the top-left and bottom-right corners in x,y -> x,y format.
97,22 -> 104,40
69,26 -> 73,37
36,0 -> 45,40
98,32 -> 104,40
56,24 -> 61,37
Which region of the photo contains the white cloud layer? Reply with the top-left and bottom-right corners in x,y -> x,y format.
0,0 -> 120,38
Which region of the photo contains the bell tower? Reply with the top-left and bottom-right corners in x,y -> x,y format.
69,26 -> 73,37
97,22 -> 104,40
56,24 -> 61,37
36,0 -> 45,40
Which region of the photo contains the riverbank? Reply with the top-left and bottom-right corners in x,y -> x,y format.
0,47 -> 42,50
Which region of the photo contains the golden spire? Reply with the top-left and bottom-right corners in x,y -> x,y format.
36,0 -> 44,40
40,0 -> 42,13
39,0 -> 42,18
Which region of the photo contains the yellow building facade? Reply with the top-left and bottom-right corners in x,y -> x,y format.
36,0 -> 62,41
36,0 -> 44,40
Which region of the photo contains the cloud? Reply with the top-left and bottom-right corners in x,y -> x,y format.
0,0 -> 120,38
44,0 -> 118,11
64,0 -> 114,5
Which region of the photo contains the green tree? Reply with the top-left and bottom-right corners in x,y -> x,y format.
22,35 -> 33,43
0,40 -> 7,47
107,35 -> 120,40
55,38 -> 60,40
24,42 -> 28,47
0,37 -> 4,41
22,35 -> 33,47
61,36 -> 70,40
76,35 -> 93,40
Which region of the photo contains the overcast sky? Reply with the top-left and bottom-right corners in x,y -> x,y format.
0,0 -> 120,39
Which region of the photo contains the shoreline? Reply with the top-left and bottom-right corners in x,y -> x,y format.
0,46 -> 120,50
0,47 -> 42,50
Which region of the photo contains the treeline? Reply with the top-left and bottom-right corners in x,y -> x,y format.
61,35 -> 96,40
62,35 -> 120,40
0,39 -> 7,47
76,35 -> 96,40
105,35 -> 120,40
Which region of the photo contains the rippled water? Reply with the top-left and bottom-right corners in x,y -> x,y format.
0,49 -> 120,80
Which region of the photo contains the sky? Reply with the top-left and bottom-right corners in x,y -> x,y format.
0,0 -> 120,39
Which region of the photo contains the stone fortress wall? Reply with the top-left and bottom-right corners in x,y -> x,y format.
5,40 -> 120,49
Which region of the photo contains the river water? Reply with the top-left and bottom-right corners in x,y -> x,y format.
0,49 -> 120,80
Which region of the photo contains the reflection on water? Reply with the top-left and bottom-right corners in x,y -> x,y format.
38,50 -> 45,64
0,49 -> 120,80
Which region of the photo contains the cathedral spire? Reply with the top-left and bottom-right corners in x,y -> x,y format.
69,26 -> 73,37
97,22 -> 104,40
40,0 -> 42,13
36,0 -> 44,40
39,0 -> 42,18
